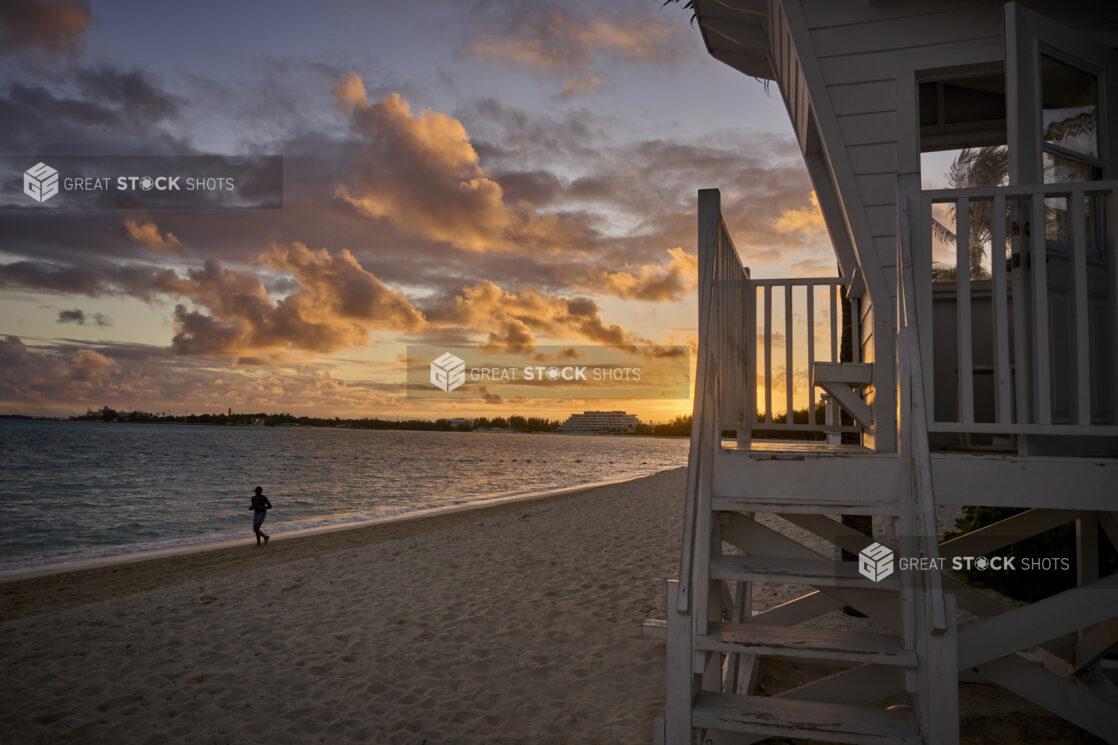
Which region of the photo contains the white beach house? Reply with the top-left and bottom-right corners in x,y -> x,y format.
653,2 -> 1118,743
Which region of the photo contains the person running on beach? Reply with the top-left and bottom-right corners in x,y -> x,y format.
250,486 -> 272,546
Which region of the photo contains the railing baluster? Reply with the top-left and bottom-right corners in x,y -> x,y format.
764,285 -> 773,424
785,284 -> 794,423
1069,191 -> 1091,425
1011,196 -> 1032,426
851,296 -> 860,364
829,284 -> 838,362
1031,194 -> 1052,425
956,197 -> 974,424
990,194 -> 1012,423
745,281 -> 756,440
807,285 -> 815,424
1110,190 -> 1118,426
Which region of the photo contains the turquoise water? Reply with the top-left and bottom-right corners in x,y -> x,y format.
0,420 -> 688,570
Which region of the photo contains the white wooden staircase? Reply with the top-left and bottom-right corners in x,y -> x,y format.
648,188 -> 1118,744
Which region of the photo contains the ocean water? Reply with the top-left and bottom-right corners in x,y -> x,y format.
0,420 -> 688,570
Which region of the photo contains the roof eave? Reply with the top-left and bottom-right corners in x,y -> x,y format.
694,0 -> 774,80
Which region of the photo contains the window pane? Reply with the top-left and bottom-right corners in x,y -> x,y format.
1041,54 -> 1099,158
1042,151 -> 1096,184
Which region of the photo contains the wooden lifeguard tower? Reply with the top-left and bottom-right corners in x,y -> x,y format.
651,2 -> 1118,743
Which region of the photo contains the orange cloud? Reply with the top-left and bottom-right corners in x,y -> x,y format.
772,192 -> 826,236
334,86 -> 587,254
331,71 -> 367,111
578,247 -> 696,301
259,242 -> 425,330
166,244 -> 424,357
428,280 -> 640,353
124,219 -> 184,254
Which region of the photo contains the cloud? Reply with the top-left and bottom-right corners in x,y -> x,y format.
773,192 -> 826,237
426,280 -> 640,353
57,308 -> 112,326
0,69 -> 186,154
467,4 -> 675,71
331,71 -> 367,111
558,75 -> 604,99
0,258 -> 179,299
0,336 -> 406,416
167,244 -> 425,357
124,219 -> 184,254
75,67 -> 182,123
479,386 -> 504,405
0,0 -> 91,55
258,242 -> 425,330
576,247 -> 697,301
334,87 -> 590,254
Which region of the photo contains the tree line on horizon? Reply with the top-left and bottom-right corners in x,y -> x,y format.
70,407 -> 693,436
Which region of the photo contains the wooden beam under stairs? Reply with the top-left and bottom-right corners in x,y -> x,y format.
692,692 -> 921,745
711,555 -> 899,590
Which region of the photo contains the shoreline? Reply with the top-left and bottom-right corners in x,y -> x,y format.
0,470 -> 670,585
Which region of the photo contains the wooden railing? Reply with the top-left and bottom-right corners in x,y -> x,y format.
898,175 -> 957,736
678,188 -> 860,616
693,192 -> 862,446
749,277 -> 860,438
912,179 -> 1118,436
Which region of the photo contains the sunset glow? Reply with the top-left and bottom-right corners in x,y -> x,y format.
0,0 -> 835,422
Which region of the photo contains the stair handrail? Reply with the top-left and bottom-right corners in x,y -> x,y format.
678,190 -> 750,614
898,183 -> 948,633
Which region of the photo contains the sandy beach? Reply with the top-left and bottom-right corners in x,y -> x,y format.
1,469 -> 688,745
0,467 -> 1099,745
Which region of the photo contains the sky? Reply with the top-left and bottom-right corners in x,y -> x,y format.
0,0 -> 837,422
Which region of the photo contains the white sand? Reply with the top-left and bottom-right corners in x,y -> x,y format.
1,469 -> 687,745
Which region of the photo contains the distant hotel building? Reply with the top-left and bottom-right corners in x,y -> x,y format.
558,410 -> 642,435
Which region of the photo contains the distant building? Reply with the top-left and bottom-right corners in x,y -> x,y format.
558,410 -> 642,434
437,417 -> 474,429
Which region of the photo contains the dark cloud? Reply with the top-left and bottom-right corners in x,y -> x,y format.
57,307 -> 111,326
0,258 -> 178,299
74,67 -> 183,123
0,78 -> 188,154
491,169 -> 563,206
0,0 -> 91,55
0,336 -> 405,415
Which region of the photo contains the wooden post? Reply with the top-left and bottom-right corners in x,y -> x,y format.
922,594 -> 960,745
664,580 -> 694,745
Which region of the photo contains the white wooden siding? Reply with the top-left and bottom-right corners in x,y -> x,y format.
795,0 -> 1010,315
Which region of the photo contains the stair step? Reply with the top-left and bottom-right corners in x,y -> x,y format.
812,361 -> 873,386
696,622 -> 916,666
710,555 -> 898,589
641,618 -> 667,641
713,495 -> 898,516
692,692 -> 920,744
